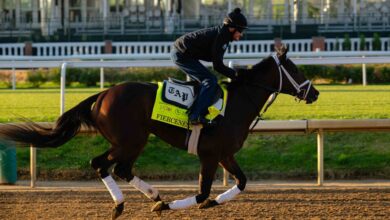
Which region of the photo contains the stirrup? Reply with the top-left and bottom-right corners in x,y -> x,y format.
190,117 -> 216,127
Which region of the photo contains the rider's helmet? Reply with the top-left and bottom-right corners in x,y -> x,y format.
223,8 -> 248,32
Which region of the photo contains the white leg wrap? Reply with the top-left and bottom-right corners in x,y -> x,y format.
168,196 -> 197,210
101,175 -> 124,205
215,185 -> 241,204
129,176 -> 159,200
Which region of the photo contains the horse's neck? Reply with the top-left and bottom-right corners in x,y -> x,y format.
229,84 -> 272,128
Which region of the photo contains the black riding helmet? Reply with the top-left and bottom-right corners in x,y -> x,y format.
223,8 -> 248,32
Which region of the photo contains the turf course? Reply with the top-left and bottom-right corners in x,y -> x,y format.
0,85 -> 389,122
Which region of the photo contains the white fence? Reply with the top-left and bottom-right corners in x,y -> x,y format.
0,43 -> 25,56
1,37 -> 390,57
34,42 -> 105,56
112,41 -> 172,55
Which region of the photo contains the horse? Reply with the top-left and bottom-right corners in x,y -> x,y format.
0,45 -> 319,219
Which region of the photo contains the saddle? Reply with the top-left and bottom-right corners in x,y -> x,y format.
151,78 -> 227,129
162,78 -> 223,110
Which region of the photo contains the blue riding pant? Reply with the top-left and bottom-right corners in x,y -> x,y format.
171,48 -> 218,120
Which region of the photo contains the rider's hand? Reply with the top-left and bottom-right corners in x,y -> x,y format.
233,68 -> 247,81
231,72 -> 239,81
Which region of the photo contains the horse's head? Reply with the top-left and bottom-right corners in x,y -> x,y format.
243,45 -> 319,104
273,45 -> 319,104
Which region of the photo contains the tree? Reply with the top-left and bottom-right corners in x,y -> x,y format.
359,34 -> 366,51
343,34 -> 351,51
335,37 -> 340,51
372,33 -> 381,51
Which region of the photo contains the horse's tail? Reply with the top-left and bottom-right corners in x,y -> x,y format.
0,93 -> 101,148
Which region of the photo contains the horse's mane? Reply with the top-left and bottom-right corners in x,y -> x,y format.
251,56 -> 272,72
226,56 -> 272,90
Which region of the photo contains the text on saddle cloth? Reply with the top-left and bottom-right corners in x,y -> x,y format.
151,80 -> 228,129
162,79 -> 196,109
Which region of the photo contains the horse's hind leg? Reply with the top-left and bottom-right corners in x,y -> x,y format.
92,145 -> 160,220
113,160 -> 161,202
110,132 -> 161,202
90,150 -> 113,178
90,149 -> 124,220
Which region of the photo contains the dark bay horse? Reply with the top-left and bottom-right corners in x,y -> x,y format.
0,46 -> 319,219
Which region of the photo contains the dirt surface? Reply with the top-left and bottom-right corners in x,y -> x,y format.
1,181 -> 390,219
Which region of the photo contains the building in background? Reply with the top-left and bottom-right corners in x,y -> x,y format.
0,0 -> 389,41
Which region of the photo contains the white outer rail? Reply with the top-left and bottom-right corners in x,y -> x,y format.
2,51 -> 390,62
0,56 -> 389,69
1,51 -> 390,67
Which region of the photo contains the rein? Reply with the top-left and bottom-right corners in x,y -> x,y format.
245,54 -> 313,132
243,76 -> 279,133
244,82 -> 278,133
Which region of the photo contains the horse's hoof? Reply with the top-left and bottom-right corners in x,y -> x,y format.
151,201 -> 169,216
199,199 -> 219,209
112,203 -> 124,220
154,194 -> 162,202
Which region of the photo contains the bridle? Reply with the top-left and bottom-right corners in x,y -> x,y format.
271,54 -> 312,101
247,54 -> 313,131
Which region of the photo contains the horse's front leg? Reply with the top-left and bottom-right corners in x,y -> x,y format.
199,156 -> 247,209
151,158 -> 219,214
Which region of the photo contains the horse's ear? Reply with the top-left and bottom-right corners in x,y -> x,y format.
282,44 -> 289,54
275,44 -> 288,60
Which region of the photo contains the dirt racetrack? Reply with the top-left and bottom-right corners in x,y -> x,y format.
1,181 -> 390,219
